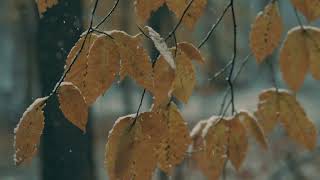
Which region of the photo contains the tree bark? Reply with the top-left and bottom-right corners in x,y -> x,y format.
37,1 -> 95,179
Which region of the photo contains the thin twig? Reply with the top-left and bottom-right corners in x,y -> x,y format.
294,8 -> 305,30
94,0 -> 120,29
198,3 -> 232,49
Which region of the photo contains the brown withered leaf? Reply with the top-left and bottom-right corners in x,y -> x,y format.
57,82 -> 88,132
145,26 -> 175,69
278,90 -> 317,150
14,97 -> 47,165
172,49 -> 196,103
85,35 -> 120,105
280,27 -> 309,91
238,111 -> 268,150
153,56 -> 175,107
64,33 -> 98,97
110,31 -> 154,91
226,117 -> 248,170
250,2 -> 283,63
305,27 -> 320,80
134,0 -> 165,23
177,42 -> 205,64
256,88 -> 280,134
106,112 -> 165,180
166,0 -> 207,29
156,103 -> 191,174
291,0 -> 320,21
198,116 -> 228,179
36,0 -> 58,16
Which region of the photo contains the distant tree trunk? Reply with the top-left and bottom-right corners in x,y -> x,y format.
36,1 -> 95,180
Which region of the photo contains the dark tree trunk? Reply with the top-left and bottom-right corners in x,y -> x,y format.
37,1 -> 95,180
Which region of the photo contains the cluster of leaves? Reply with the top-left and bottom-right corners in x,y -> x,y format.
15,0 -> 319,180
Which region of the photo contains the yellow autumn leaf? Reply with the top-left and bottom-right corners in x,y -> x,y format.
105,112 -> 165,180
166,0 -> 207,29
172,49 -> 196,103
36,0 -> 58,16
305,27 -> 320,80
110,30 -> 154,91
134,0 -> 165,23
85,35 -> 120,105
278,90 -> 317,150
250,2 -> 283,63
64,33 -> 98,98
153,56 -> 175,108
238,111 -> 268,150
198,116 -> 228,179
57,82 -> 88,132
280,27 -> 309,91
256,88 -> 280,134
14,97 -> 47,165
156,103 -> 191,174
291,0 -> 320,21
177,42 -> 205,64
226,116 -> 248,170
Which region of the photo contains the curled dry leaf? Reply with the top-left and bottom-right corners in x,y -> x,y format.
237,111 -> 268,150
85,35 -> 120,105
134,0 -> 165,23
57,82 -> 88,132
14,97 -> 47,165
156,103 -> 191,174
64,33 -> 98,100
280,26 -> 320,91
166,0 -> 207,29
36,0 -> 58,16
105,112 -> 166,180
145,26 -> 175,69
250,2 -> 283,63
226,117 -> 248,170
256,88 -> 317,150
110,31 -> 154,91
177,42 -> 205,64
153,56 -> 175,107
291,0 -> 320,21
172,49 -> 196,103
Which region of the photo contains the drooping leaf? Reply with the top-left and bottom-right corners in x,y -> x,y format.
291,0 -> 320,21
105,112 -> 165,180
226,117 -> 248,170
57,82 -> 88,132
145,26 -> 175,69
278,90 -> 317,150
172,49 -> 196,103
64,33 -> 98,97
166,0 -> 207,29
110,31 -> 154,91
134,0 -> 165,23
14,97 -> 47,165
279,27 -> 309,91
280,26 -> 320,91
156,103 -> 191,174
256,89 -> 317,150
85,35 -> 120,105
153,56 -> 175,107
256,88 -> 280,134
238,111 -> 268,150
198,116 -> 228,179
36,0 -> 58,16
304,27 -> 320,80
250,2 -> 283,63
